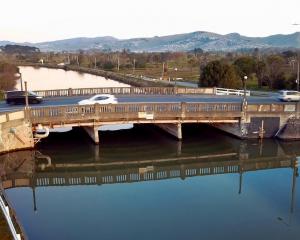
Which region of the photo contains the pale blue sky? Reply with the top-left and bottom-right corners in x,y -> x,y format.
0,0 -> 299,42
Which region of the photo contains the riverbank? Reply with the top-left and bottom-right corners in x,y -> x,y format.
18,63 -> 172,88
0,211 -> 12,240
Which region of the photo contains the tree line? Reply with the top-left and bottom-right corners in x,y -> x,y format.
1,45 -> 300,90
0,62 -> 18,91
199,51 -> 299,90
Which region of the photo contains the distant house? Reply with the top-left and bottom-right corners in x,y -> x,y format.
57,63 -> 65,66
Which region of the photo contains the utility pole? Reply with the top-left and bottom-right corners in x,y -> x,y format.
297,60 -> 299,91
133,58 -> 136,74
162,62 -> 165,80
25,81 -> 29,109
19,72 -> 23,91
94,57 -> 97,68
117,56 -> 120,71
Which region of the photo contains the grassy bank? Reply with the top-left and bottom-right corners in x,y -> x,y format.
0,211 -> 12,240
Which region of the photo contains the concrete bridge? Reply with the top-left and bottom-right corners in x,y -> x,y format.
1,87 -> 300,153
27,87 -> 300,142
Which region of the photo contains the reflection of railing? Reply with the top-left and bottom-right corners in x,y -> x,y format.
1,154 -> 295,189
33,157 -> 293,187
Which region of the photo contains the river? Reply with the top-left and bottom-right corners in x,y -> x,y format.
17,66 -> 130,90
0,67 -> 300,240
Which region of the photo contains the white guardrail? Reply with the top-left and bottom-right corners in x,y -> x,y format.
0,193 -> 22,240
215,88 -> 251,96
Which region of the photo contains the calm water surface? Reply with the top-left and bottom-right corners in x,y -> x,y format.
17,66 -> 129,90
1,125 -> 300,240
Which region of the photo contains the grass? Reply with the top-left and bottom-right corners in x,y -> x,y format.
115,62 -> 200,83
0,211 -> 12,240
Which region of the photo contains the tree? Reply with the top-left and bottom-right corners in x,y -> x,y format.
234,57 -> 256,77
0,62 -> 18,91
199,60 -> 241,88
266,55 -> 285,88
255,60 -> 267,88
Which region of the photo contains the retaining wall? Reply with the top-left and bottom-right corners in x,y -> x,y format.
0,111 -> 34,154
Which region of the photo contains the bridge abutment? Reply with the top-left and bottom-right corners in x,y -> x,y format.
83,126 -> 99,144
155,123 -> 182,140
0,111 -> 34,154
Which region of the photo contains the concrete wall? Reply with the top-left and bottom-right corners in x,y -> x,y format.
212,107 -> 300,139
0,111 -> 34,154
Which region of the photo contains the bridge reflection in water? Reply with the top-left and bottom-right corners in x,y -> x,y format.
0,130 -> 299,215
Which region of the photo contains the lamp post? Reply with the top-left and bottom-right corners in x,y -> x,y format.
17,71 -> 24,91
242,76 -> 248,107
291,59 -> 300,91
174,67 -> 178,86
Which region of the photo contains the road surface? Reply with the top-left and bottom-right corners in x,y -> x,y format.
0,94 -> 282,113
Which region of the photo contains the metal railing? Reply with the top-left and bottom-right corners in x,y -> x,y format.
29,102 -> 242,124
30,87 -> 214,98
216,87 -> 250,96
0,193 -> 22,240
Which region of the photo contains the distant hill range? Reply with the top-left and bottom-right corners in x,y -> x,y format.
1,31 -> 300,52
0,44 -> 40,54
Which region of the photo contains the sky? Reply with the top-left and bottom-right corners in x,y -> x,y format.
0,0 -> 300,43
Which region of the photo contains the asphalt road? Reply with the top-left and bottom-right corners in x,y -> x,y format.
0,94 -> 283,113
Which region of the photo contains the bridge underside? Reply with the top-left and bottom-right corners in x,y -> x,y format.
36,119 -> 240,144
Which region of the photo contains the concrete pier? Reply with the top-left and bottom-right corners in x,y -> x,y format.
83,126 -> 99,144
155,123 -> 182,140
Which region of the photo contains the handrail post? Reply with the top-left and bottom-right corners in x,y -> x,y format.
24,81 -> 31,121
68,88 -> 73,96
181,102 -> 186,119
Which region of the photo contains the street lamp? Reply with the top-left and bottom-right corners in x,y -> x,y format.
174,67 -> 178,86
290,59 -> 300,91
17,71 -> 24,91
242,76 -> 248,106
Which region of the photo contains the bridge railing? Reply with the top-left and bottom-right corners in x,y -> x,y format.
32,87 -> 215,98
215,87 -> 250,96
0,192 -> 23,240
29,102 -> 242,124
247,103 -> 297,113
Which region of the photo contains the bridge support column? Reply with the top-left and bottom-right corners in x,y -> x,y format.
83,126 -> 99,144
155,123 -> 182,140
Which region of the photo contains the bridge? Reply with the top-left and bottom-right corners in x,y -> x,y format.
1,87 -> 300,153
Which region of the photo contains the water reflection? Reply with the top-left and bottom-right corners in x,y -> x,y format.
0,125 -> 300,240
17,66 -> 129,90
0,131 -> 299,207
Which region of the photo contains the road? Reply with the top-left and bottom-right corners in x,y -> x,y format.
0,94 -> 283,113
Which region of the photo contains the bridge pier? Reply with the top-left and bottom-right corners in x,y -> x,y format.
83,126 -> 99,144
155,123 -> 182,140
